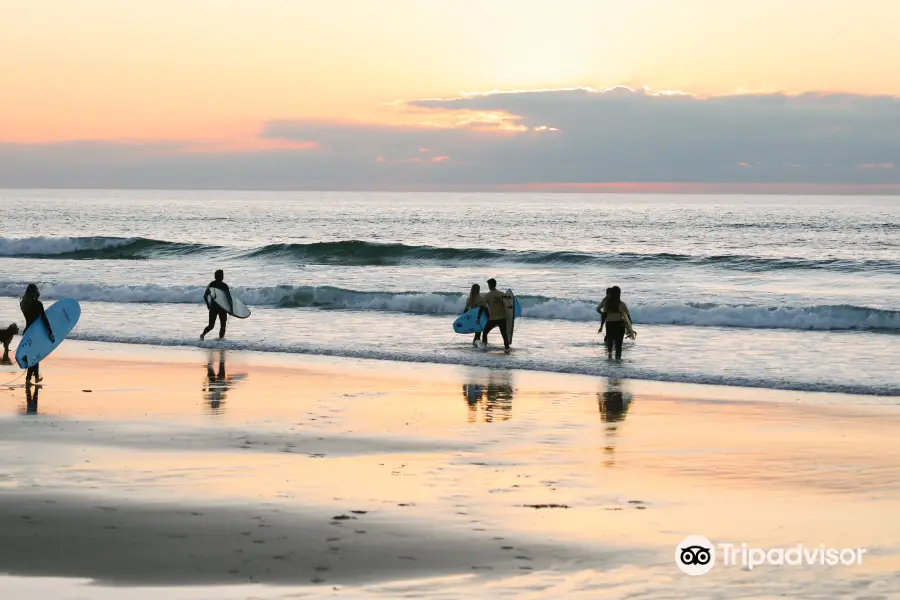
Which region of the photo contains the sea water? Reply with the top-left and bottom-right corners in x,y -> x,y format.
1,189 -> 899,397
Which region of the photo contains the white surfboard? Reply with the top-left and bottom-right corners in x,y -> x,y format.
208,287 -> 251,319
16,298 -> 81,369
504,288 -> 516,346
624,312 -> 637,339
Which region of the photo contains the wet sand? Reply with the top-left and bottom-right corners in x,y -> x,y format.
1,341 -> 899,599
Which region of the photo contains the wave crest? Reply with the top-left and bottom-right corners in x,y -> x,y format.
0,236 -> 214,259
0,281 -> 897,332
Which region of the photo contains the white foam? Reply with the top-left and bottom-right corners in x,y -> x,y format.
0,281 -> 897,332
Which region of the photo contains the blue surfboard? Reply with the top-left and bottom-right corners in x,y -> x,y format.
453,306 -> 490,334
15,298 -> 81,369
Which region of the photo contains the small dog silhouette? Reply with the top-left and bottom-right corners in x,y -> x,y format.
0,323 -> 19,353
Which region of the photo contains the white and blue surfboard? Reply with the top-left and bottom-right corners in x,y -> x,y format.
15,298 -> 81,369
208,287 -> 251,319
453,306 -> 490,334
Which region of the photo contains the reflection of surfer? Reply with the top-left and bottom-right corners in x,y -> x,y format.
24,383 -> 39,415
204,350 -> 229,412
463,371 -> 513,422
598,380 -> 631,466
463,382 -> 484,405
465,284 -> 486,346
21,284 -> 53,386
201,270 -> 230,341
598,381 -> 631,422
480,279 -> 511,352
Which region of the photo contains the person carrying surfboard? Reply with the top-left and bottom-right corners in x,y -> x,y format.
20,284 -> 54,386
464,283 -> 487,346
480,278 -> 511,352
201,270 -> 232,340
602,286 -> 633,360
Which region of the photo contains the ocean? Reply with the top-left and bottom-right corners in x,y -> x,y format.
2,189 -> 899,397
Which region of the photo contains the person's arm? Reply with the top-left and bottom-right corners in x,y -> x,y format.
621,301 -> 631,321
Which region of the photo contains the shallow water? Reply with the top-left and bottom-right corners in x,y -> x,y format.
3,189 -> 899,396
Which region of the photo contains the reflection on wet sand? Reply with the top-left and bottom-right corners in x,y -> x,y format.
202,350 -> 247,414
463,370 -> 514,423
598,379 -> 633,467
22,384 -> 38,415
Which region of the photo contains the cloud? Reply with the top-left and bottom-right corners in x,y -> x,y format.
2,87 -> 900,190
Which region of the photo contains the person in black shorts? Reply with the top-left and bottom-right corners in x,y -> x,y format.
201,270 -> 231,340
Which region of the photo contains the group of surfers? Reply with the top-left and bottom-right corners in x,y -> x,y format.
464,280 -> 633,359
8,271 -> 634,388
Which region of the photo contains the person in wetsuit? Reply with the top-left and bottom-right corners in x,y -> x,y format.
20,284 -> 54,386
603,286 -> 632,360
464,283 -> 486,346
201,270 -> 231,340
480,278 -> 511,352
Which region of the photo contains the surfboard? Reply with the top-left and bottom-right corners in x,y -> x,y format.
15,298 -> 81,369
504,289 -> 517,346
624,312 -> 637,339
208,287 -> 251,319
453,306 -> 489,334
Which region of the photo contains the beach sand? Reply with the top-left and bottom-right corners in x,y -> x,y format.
1,341 -> 899,599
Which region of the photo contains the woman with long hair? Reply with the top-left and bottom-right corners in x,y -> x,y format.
602,286 -> 631,360
465,283 -> 485,346
20,284 -> 54,385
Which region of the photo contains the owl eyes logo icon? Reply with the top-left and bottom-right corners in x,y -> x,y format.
676,535 -> 716,575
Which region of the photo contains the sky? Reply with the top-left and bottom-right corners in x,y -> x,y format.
2,0 -> 900,191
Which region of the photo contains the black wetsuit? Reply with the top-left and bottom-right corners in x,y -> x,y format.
481,319 -> 510,349
202,281 -> 231,339
605,321 -> 625,359
20,296 -> 52,380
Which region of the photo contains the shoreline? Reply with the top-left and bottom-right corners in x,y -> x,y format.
6,335 -> 898,401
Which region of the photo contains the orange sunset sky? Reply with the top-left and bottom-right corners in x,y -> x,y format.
2,0 -> 899,190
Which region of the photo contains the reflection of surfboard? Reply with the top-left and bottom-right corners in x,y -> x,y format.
453,306 -> 489,334
16,298 -> 81,369
624,313 -> 636,340
504,289 -> 516,345
209,287 -> 251,319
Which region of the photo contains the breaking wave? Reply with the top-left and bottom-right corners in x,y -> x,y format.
3,236 -> 898,273
0,236 -> 215,259
0,281 -> 898,332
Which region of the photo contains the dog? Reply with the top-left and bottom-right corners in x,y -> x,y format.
0,323 -> 20,354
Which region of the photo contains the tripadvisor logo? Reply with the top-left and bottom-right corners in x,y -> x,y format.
675,536 -> 867,575
676,535 -> 716,576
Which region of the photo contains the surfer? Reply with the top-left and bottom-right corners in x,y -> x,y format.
465,283 -> 486,346
201,270 -> 231,340
602,286 -> 632,360
20,284 -> 54,386
480,278 -> 511,352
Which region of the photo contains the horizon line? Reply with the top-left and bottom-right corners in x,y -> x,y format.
2,183 -> 900,196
